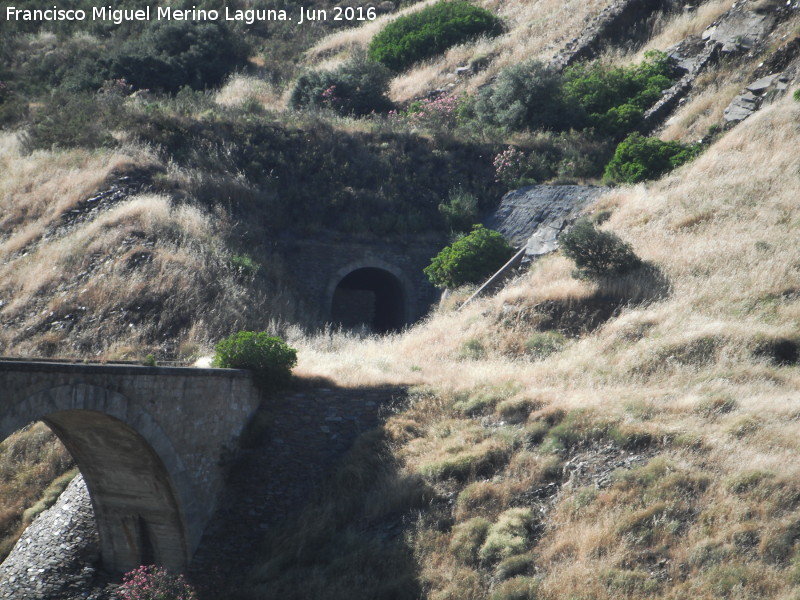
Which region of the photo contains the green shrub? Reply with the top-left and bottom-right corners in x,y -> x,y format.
475,60 -> 581,132
564,51 -> 673,139
0,85 -> 28,127
368,0 -> 502,72
438,188 -> 479,233
21,91 -> 118,151
289,54 -> 394,116
474,51 -> 674,139
424,224 -> 514,288
230,254 -> 260,278
794,88 -> 800,102
604,133 -> 699,184
68,21 -> 249,93
559,218 -> 642,280
212,331 -> 297,391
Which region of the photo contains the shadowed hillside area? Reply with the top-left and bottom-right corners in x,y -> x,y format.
1,0 -> 799,597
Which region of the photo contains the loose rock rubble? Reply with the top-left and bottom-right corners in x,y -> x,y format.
0,475 -> 118,599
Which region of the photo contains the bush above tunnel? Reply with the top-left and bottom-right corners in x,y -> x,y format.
212,332 -> 297,391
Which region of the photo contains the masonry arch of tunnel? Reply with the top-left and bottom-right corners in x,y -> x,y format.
328,261 -> 412,333
0,384 -> 194,574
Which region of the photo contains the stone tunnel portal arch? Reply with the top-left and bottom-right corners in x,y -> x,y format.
330,266 -> 407,333
0,384 -> 192,574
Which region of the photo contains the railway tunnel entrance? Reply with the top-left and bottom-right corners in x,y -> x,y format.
330,267 -> 406,333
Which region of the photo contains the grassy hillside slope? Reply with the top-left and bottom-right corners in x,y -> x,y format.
243,89 -> 800,600
0,0 -> 798,595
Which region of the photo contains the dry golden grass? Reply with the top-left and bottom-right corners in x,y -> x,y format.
215,74 -> 285,112
304,0 -> 618,103
0,422 -> 73,560
0,137 -> 295,359
0,136 -> 149,257
280,90 -> 800,599
627,0 -> 733,63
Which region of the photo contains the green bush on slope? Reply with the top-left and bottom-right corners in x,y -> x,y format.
368,1 -> 502,72
213,331 -> 297,391
604,133 -> 699,184
559,218 -> 641,280
424,224 -> 514,288
475,60 -> 581,132
289,54 -> 394,116
563,50 -> 673,139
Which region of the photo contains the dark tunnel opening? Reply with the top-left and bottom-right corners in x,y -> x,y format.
331,268 -> 406,334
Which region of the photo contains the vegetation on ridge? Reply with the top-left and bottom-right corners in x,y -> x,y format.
0,0 -> 799,598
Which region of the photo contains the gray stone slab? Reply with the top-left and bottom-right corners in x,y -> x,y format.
485,185 -> 605,256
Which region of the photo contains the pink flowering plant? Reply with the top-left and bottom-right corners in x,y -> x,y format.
320,84 -> 341,110
390,94 -> 463,131
119,565 -> 198,600
493,147 -> 533,188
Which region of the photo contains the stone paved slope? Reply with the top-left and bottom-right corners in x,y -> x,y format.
186,385 -> 403,590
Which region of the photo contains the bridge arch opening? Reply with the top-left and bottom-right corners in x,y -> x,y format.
0,385 -> 192,575
331,267 -> 406,333
42,410 -> 188,573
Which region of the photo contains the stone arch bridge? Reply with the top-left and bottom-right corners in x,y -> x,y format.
0,360 -> 261,574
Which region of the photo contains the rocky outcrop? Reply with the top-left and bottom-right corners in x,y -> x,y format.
486,185 -> 606,260
457,185 -> 604,305
652,0 -> 800,131
723,73 -> 793,122
552,0 -> 692,70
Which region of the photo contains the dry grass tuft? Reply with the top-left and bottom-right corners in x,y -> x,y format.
0,422 -> 73,560
215,74 -> 285,112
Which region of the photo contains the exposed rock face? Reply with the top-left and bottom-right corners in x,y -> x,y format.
0,475 -> 115,600
188,386 -> 398,587
552,0 -> 691,70
661,1 -> 799,130
724,72 -> 795,123
486,185 -> 606,259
